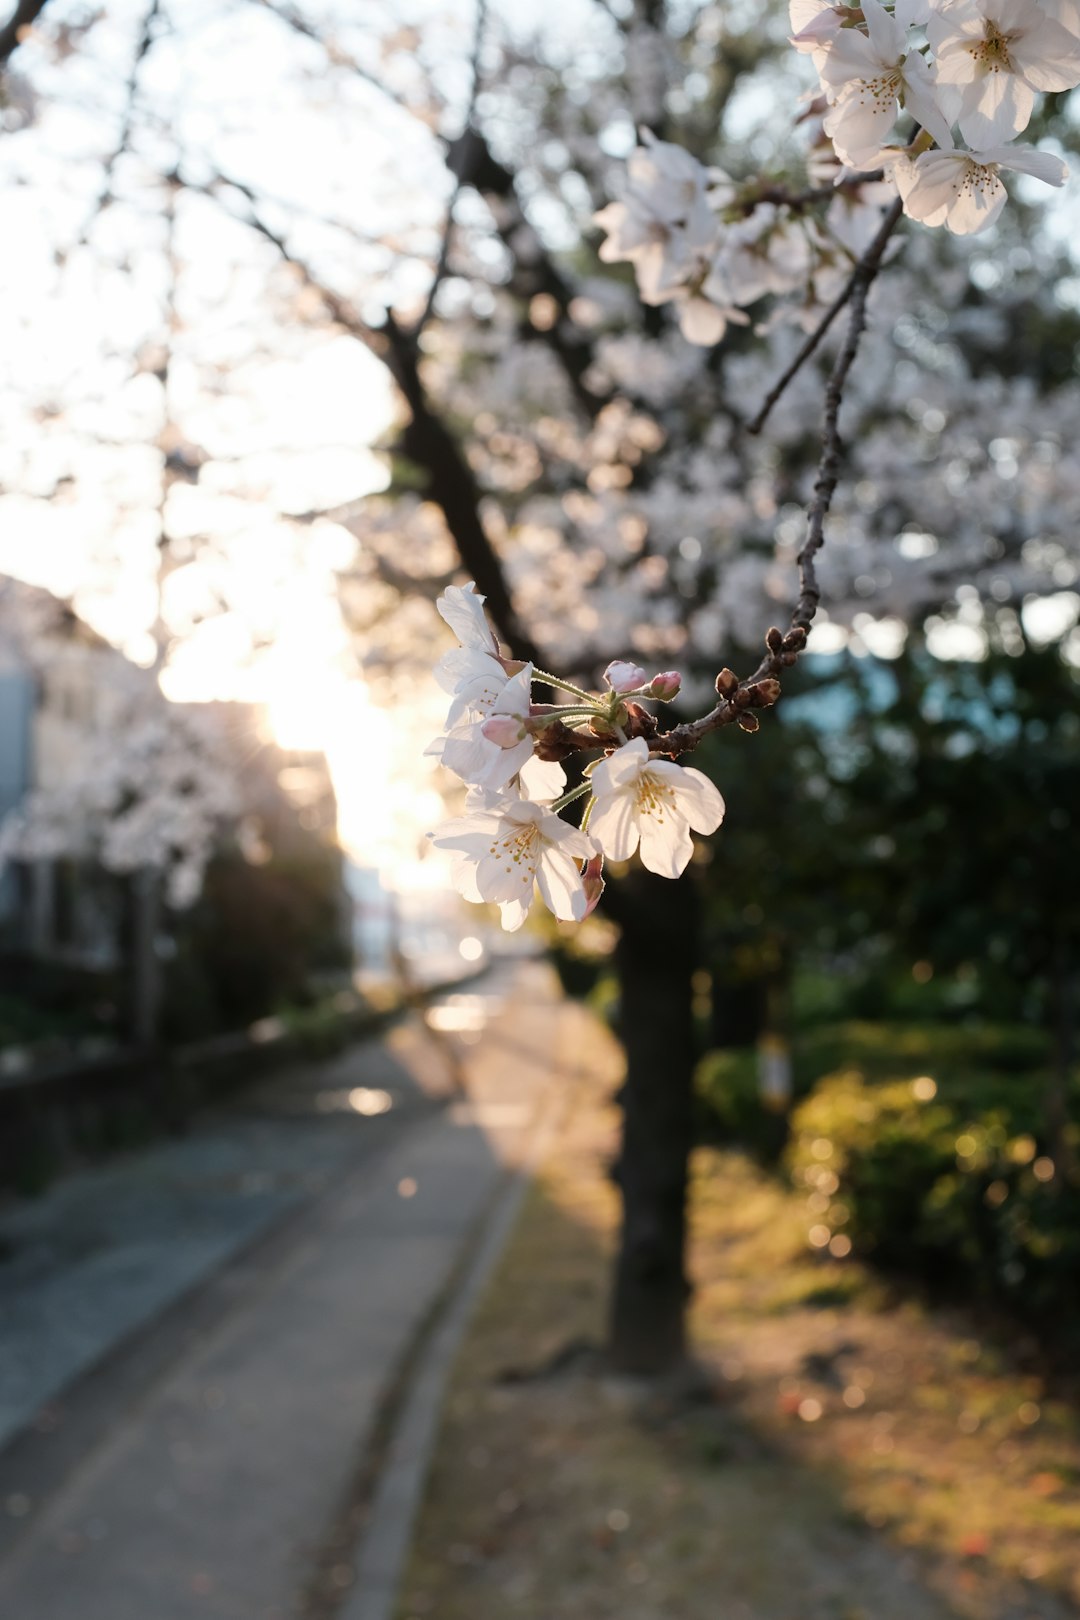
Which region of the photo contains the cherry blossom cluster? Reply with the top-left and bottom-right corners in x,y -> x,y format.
596,3 -> 1075,346
801,0 -> 1075,234
593,129 -> 860,347
428,584 -> 724,931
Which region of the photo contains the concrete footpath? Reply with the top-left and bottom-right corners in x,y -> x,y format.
0,958 -> 573,1620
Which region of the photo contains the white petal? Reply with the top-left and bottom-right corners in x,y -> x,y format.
540,814 -> 597,861
637,811 -> 694,879
536,850 -> 588,922
981,145 -> 1069,186
492,662 -> 534,718
957,71 -> 1034,148
862,0 -> 905,62
664,763 -> 726,833
900,54 -> 956,151
476,846 -> 538,904
440,721 -> 496,785
518,756 -> 565,801
824,87 -> 899,171
588,793 -> 640,862
498,896 -> 531,932
478,736 -> 536,791
591,738 -> 649,797
436,582 -> 500,653
678,296 -> 728,347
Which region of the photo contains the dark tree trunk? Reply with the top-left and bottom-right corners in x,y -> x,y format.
1048,932 -> 1078,1186
605,865 -> 700,1375
0,0 -> 51,66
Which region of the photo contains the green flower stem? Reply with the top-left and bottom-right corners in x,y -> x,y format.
581,796 -> 596,833
550,780 -> 593,813
537,704 -> 605,721
532,668 -> 597,703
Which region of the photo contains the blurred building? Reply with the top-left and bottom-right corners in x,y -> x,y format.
0,578 -> 131,970
0,578 -> 352,1045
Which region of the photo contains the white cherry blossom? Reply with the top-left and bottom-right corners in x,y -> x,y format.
927,0 -> 1080,148
439,663 -> 536,790
436,581 -> 501,656
594,132 -> 739,343
893,141 -> 1068,234
431,798 -> 597,930
819,0 -> 952,168
789,0 -> 842,68
589,738 -> 725,879
435,647 -> 516,729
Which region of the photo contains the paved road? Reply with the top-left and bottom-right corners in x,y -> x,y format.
0,959 -> 569,1620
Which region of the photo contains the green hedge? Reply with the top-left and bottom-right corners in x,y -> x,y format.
786,1066 -> 1080,1330
697,1019 -> 1079,1335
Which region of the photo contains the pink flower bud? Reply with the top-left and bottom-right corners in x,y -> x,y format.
581,853 -> 605,919
604,659 -> 646,694
647,670 -> 682,701
481,714 -> 525,749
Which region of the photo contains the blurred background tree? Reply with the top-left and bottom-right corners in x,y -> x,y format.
1,0 -> 1078,1370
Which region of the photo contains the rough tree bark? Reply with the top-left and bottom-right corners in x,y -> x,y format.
1048,930 -> 1078,1186
605,865 -> 700,1375
0,0 -> 51,67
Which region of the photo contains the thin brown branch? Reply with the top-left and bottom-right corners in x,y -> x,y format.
76,0 -> 161,237
0,0 -> 50,65
537,196 -> 905,766
746,194 -> 901,436
252,0 -> 439,126
413,0 -> 487,338
170,166 -> 390,359
171,160 -> 548,668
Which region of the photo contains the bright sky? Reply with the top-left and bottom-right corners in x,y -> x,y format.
0,0 -> 637,881
0,1 -> 502,878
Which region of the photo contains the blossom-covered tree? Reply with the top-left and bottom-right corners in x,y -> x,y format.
3,0 -> 1080,1371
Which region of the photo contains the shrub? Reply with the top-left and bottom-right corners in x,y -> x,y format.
786,1066 -> 1080,1334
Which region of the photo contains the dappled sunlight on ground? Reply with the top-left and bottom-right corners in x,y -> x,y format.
399,1020 -> 1080,1620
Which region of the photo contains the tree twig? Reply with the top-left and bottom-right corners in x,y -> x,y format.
412,0 -> 487,339
76,0 -> 161,238
537,196 -> 905,766
746,195 -> 902,436
253,0 -> 435,125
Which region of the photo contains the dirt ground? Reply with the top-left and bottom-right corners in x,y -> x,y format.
397,1010 -> 1080,1620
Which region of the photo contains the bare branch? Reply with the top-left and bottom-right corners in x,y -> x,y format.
170,159 -> 548,667
252,0 -> 438,126
0,0 -> 51,66
746,191 -> 902,436
538,197 -> 905,764
77,0 -> 161,236
412,0 -> 487,339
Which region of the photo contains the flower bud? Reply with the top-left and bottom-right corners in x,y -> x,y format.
765,626 -> 784,654
737,712 -> 760,733
748,678 -> 782,708
581,853 -> 605,919
714,668 -> 739,697
646,670 -> 682,701
481,714 -> 526,749
604,659 -> 646,694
